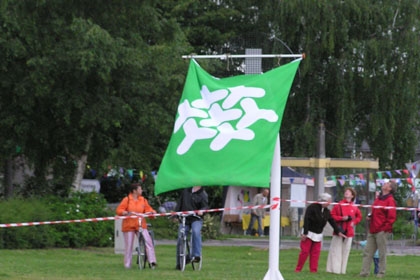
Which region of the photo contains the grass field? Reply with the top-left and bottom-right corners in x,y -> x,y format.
0,245 -> 419,279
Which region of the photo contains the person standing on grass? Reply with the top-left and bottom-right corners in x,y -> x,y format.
288,206 -> 300,237
295,192 -> 347,273
326,187 -> 362,274
359,180 -> 397,278
246,188 -> 269,237
116,183 -> 157,269
175,186 -> 208,270
358,240 -> 379,275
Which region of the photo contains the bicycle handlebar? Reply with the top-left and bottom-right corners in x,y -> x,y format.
178,213 -> 203,221
126,212 -> 154,217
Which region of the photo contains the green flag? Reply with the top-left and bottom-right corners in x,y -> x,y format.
155,59 -> 301,195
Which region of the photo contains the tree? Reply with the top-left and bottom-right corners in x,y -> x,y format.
0,0 -> 189,196
273,0 -> 420,170
1,0 -> 419,199
168,0 -> 420,170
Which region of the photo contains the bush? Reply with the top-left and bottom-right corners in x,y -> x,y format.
0,197 -> 57,249
392,211 -> 415,239
47,192 -> 115,247
0,192 -> 114,249
202,213 -> 222,240
149,215 -> 178,240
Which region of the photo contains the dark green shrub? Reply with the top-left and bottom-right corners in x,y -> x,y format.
149,215 -> 178,240
0,197 -> 57,249
202,214 -> 221,240
0,192 -> 114,249
47,192 -> 114,248
392,211 -> 415,239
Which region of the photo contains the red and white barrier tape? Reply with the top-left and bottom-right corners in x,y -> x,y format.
1,197 -> 418,228
0,204 -> 271,228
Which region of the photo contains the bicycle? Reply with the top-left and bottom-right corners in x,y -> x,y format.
132,213 -> 155,270
177,213 -> 203,271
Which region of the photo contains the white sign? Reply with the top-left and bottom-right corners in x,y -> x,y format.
415,179 -> 420,190
369,182 -> 377,192
291,184 -> 307,208
80,179 -> 100,193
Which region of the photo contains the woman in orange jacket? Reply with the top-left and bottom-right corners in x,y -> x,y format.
116,183 -> 157,269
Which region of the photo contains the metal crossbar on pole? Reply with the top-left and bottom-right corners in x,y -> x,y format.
182,53 -> 304,59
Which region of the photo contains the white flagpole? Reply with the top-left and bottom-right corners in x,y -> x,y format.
263,134 -> 283,280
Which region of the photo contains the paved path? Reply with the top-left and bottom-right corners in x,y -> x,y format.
155,238 -> 420,256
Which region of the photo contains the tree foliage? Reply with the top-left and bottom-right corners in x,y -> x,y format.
274,0 -> 420,170
0,0 -> 419,199
0,0 -> 189,196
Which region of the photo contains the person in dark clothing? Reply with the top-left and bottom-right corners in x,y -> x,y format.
175,186 -> 208,270
295,193 -> 347,273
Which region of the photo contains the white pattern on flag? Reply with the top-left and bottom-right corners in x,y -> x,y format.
237,98 -> 278,129
210,123 -> 254,151
174,85 -> 277,154
191,85 -> 228,109
174,100 -> 208,133
177,119 -> 217,155
222,86 -> 265,109
199,103 -> 242,127
155,58 -> 301,195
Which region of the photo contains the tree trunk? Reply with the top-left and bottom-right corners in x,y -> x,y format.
3,158 -> 14,198
71,133 -> 93,192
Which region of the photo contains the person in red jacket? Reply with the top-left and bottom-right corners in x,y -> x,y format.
326,187 -> 362,274
116,183 -> 157,269
360,180 -> 397,278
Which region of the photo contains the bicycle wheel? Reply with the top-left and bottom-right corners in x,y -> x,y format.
178,236 -> 187,272
137,234 -> 147,270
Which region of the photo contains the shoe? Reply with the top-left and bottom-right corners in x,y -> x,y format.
151,263 -> 156,270
175,265 -> 181,270
191,256 -> 201,263
186,257 -> 191,264
376,274 -> 385,278
359,273 -> 369,277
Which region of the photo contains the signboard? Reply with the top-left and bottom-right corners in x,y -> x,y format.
290,184 -> 306,208
415,179 -> 420,191
80,179 -> 100,193
369,182 -> 376,192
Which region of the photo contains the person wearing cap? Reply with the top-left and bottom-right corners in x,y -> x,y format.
359,180 -> 397,278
